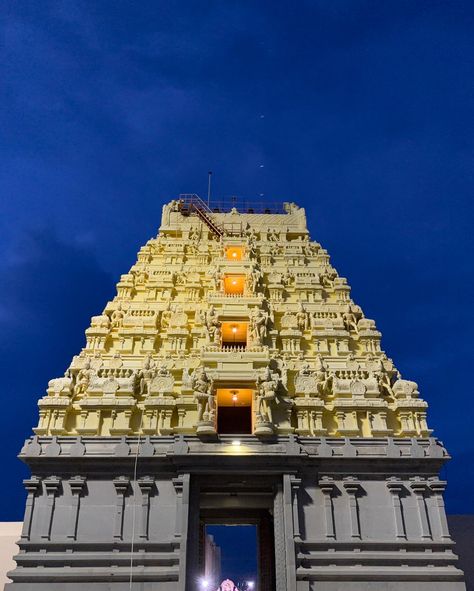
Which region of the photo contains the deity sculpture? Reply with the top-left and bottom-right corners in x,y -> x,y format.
320,266 -> 337,288
205,306 -> 221,345
249,307 -> 269,344
247,266 -> 262,293
315,354 -> 333,396
208,266 -> 222,291
137,355 -> 155,396
256,367 -> 278,423
267,227 -> 280,242
296,302 -> 309,331
74,360 -> 92,397
341,304 -> 359,333
192,366 -> 215,423
110,304 -> 124,329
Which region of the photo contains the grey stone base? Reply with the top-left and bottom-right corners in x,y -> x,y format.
5,435 -> 466,591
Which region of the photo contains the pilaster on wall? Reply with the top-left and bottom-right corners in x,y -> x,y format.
21,477 -> 41,541
67,476 -> 86,540
40,476 -> 61,540
112,476 -> 130,541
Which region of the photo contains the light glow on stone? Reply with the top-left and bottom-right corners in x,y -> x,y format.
231,440 -> 241,446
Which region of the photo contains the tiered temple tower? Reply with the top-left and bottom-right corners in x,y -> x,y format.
7,196 -> 465,590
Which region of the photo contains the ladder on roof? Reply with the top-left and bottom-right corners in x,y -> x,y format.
178,194 -> 224,238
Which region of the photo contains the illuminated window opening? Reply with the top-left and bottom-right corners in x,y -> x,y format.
225,246 -> 244,261
216,388 -> 254,434
223,275 -> 245,295
221,322 -> 248,349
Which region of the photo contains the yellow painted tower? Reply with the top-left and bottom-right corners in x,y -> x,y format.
35,196 -> 430,440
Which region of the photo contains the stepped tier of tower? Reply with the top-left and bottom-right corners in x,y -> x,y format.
35,199 -> 431,438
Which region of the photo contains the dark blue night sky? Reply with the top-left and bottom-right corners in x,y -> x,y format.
1,1 -> 473,525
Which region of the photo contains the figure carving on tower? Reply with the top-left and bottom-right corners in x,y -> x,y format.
315,354 -> 333,396
161,199 -> 178,226
267,227 -> 280,242
249,307 -> 269,345
74,359 -> 93,397
192,366 -> 215,423
247,266 -> 262,293
110,304 -> 125,329
208,266 -> 222,292
205,306 -> 221,345
137,355 -> 156,396
296,302 -> 309,331
132,268 -> 148,286
256,367 -> 278,424
342,304 -> 359,333
368,354 -> 395,399
245,223 -> 258,241
320,266 -> 337,288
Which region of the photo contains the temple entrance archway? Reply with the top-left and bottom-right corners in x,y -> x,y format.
188,476 -> 278,591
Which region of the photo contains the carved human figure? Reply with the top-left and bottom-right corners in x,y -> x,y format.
74,360 -> 92,397
194,305 -> 205,326
161,199 -> 178,225
267,227 -> 279,242
283,201 -> 300,214
249,307 -> 269,344
283,269 -> 294,286
192,366 -> 214,422
320,267 -> 336,288
256,367 -> 278,423
137,355 -> 156,396
296,302 -> 309,331
110,304 -> 124,329
342,304 -> 358,333
208,266 -> 222,291
161,306 -> 172,330
247,266 -> 262,293
133,268 -> 148,285
368,355 -> 395,399
315,354 -> 332,396
205,306 -> 220,345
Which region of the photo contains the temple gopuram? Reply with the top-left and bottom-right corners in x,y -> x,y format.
7,196 -> 466,590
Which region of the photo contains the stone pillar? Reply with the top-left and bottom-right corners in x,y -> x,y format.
40,476 -> 61,540
410,478 -> 432,539
273,480 -> 287,591
138,476 -> 155,540
319,476 -> 337,539
283,474 -> 298,591
428,479 -> 451,540
21,476 -> 42,540
343,476 -> 362,539
67,476 -> 86,540
386,476 -> 406,539
173,473 -> 190,591
290,476 -> 302,543
113,476 -> 130,540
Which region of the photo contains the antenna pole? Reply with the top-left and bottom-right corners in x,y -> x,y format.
207,171 -> 212,206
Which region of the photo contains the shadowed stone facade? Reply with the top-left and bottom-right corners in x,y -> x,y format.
6,197 -> 466,590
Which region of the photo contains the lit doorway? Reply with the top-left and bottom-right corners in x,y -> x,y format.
199,510 -> 275,591
216,389 -> 253,434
